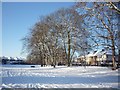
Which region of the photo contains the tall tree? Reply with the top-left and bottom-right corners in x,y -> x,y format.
75,2 -> 119,69
107,2 -> 120,68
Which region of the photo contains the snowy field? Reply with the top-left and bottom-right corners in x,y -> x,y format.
0,65 -> 119,88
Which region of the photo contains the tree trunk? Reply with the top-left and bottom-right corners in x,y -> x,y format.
111,38 -> 116,70
43,44 -> 46,67
118,49 -> 120,68
53,52 -> 56,68
39,51 -> 43,67
118,23 -> 120,68
67,31 -> 71,67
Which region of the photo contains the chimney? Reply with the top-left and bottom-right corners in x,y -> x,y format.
94,51 -> 97,54
102,49 -> 105,51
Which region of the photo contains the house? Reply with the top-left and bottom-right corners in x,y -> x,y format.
77,51 -> 97,65
97,50 -> 118,66
77,49 -> 118,66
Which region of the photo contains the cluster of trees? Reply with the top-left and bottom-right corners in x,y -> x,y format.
23,7 -> 90,67
23,2 -> 119,69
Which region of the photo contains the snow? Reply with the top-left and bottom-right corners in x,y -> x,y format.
1,65 -> 119,88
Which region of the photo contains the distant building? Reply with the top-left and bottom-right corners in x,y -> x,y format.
1,56 -> 25,65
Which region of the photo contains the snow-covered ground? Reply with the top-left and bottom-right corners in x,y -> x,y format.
1,65 -> 119,88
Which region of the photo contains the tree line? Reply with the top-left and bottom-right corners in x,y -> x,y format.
22,2 -> 120,69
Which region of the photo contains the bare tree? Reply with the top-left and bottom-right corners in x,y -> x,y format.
22,6 -> 90,67
75,2 -> 119,69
